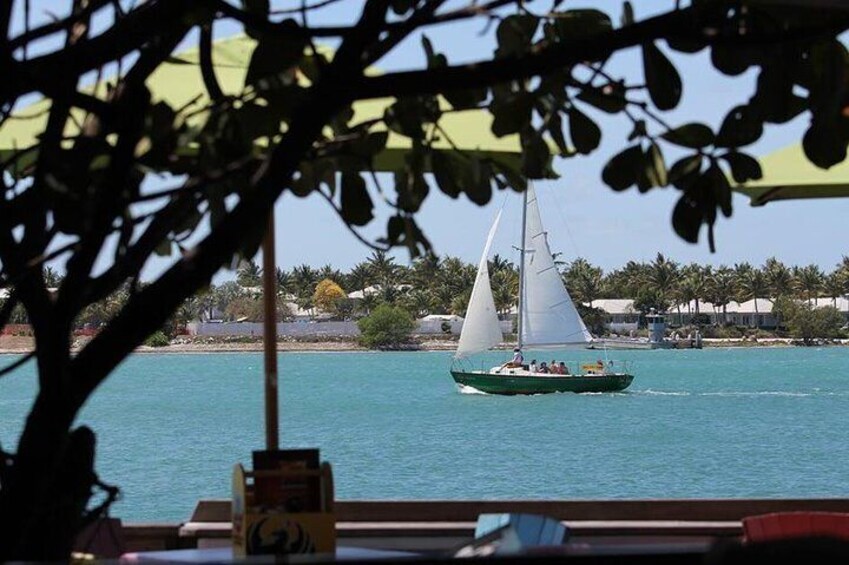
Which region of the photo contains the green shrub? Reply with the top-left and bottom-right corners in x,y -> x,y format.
144,330 -> 170,347
357,304 -> 415,348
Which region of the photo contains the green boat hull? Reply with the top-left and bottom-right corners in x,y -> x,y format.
450,370 -> 634,395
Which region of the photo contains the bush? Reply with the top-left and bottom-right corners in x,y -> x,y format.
144,330 -> 171,347
783,302 -> 845,345
357,304 -> 416,348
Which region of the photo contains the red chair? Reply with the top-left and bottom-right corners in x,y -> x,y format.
743,512 -> 849,543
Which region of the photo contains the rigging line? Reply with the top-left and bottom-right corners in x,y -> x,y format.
545,183 -> 583,263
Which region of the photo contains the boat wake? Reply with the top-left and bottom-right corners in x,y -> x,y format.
458,384 -> 489,395
701,391 -> 812,397
638,389 -> 691,396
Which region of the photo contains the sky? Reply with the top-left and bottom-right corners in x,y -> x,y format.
11,1 -> 849,281
256,1 -> 849,276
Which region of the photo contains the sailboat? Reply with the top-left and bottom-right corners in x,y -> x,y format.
450,186 -> 634,395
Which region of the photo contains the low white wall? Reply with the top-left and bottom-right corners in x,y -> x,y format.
188,317 -> 517,337
188,321 -> 360,337
188,318 -> 515,337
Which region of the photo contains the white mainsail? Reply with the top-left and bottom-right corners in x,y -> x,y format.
520,185 -> 592,346
455,210 -> 504,358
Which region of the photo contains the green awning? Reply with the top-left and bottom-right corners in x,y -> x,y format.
0,35 -> 523,173
734,142 -> 849,206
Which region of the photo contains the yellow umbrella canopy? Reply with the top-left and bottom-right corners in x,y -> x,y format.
734,142 -> 849,206
0,35 -> 524,172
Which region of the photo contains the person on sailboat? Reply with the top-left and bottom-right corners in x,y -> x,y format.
559,362 -> 570,375
529,359 -> 537,372
501,347 -> 524,369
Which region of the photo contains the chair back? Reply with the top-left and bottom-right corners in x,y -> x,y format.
743,512 -> 849,543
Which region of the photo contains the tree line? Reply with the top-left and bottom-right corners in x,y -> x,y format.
5,252 -> 847,331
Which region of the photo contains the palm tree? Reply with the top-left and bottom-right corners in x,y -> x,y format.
764,257 -> 793,300
44,266 -> 62,288
401,289 -> 433,318
345,262 -> 373,295
491,269 -> 518,315
430,285 -> 457,314
358,293 -> 379,316
736,268 -> 768,327
291,264 -> 319,316
275,268 -> 294,297
644,253 -> 679,312
488,253 -> 513,276
408,252 -> 440,289
563,258 -> 603,308
679,264 -> 710,323
317,263 -> 343,285
236,260 -> 262,288
212,281 -> 245,318
366,250 -> 400,286
707,266 -> 735,325
602,260 -> 648,298
794,264 -> 824,305
450,289 -> 472,317
438,256 -> 476,295
823,272 -> 845,308
837,256 -> 849,296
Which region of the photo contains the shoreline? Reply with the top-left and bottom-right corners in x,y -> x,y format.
1,335 -> 846,355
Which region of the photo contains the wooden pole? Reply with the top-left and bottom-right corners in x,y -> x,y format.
262,212 -> 279,450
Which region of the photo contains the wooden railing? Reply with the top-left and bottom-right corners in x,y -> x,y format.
122,498 -> 849,553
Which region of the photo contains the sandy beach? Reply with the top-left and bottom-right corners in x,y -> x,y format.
3,334 -> 846,355
0,335 -> 461,355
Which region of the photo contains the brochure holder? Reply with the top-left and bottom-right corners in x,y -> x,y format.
232,449 -> 335,557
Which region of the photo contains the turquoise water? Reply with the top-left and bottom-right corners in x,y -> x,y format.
1,347 -> 848,522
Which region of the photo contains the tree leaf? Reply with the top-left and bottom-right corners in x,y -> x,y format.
493,161 -> 527,193
547,113 -> 571,156
707,160 -> 732,218
720,151 -> 763,184
666,36 -> 705,54
621,1 -> 634,26
465,159 -> 493,205
668,154 -> 702,190
711,44 -> 751,76
715,105 -> 763,148
521,130 -> 554,179
627,119 -> 646,142
662,123 -> 715,149
601,145 -> 642,191
496,15 -> 538,57
803,120 -> 847,169
672,192 -> 702,244
642,41 -> 682,111
386,215 -> 405,245
568,106 -> 601,154
431,151 -> 461,198
444,86 -> 488,110
390,0 -> 415,15
576,83 -> 626,114
645,142 -> 667,188
490,94 -> 533,137
241,0 -> 269,16
395,168 -> 430,213
245,21 -> 306,91
551,9 -> 612,42
753,66 -> 807,124
384,99 -> 425,139
341,173 -> 373,226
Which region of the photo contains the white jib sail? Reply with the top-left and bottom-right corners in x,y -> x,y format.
455,210 -> 504,358
520,185 -> 592,346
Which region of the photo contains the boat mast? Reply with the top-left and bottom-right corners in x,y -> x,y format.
516,185 -> 529,350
